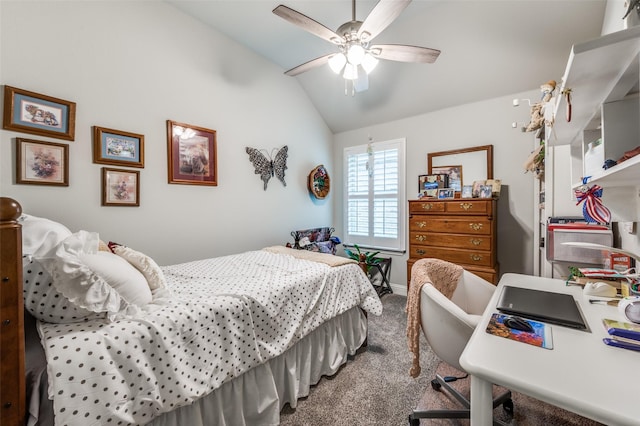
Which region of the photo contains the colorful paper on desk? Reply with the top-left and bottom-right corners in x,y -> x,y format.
486,313 -> 554,349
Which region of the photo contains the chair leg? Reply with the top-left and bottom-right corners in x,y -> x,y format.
408,376 -> 514,425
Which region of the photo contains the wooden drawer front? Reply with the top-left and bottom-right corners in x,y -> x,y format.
411,232 -> 492,250
410,246 -> 493,267
445,200 -> 490,215
463,268 -> 497,285
409,200 -> 492,215
410,218 -> 491,235
409,201 -> 445,214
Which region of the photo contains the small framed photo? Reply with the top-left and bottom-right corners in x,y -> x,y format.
486,179 -> 502,197
102,167 -> 140,206
461,185 -> 473,198
472,180 -> 485,198
479,184 -> 493,199
431,165 -> 462,192
419,174 -> 449,197
437,188 -> 455,200
16,138 -> 69,186
167,120 -> 217,186
93,126 -> 144,168
3,86 -> 76,141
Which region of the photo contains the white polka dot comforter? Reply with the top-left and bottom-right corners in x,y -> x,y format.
38,249 -> 382,425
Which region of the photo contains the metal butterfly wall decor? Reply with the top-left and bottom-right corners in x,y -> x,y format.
245,145 -> 288,190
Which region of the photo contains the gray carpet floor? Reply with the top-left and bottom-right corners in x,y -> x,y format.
279,294 -> 603,426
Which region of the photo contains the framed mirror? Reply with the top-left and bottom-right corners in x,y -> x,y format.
427,145 -> 493,190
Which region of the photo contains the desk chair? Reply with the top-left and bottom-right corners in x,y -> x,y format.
409,269 -> 513,426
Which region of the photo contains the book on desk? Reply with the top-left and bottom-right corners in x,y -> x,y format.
603,318 -> 640,351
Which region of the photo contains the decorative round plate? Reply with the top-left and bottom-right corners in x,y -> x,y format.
308,164 -> 330,199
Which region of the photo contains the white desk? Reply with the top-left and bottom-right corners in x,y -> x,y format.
459,273 -> 639,426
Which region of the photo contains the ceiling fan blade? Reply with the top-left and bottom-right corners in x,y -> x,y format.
357,0 -> 412,42
284,54 -> 333,76
370,44 -> 441,63
273,5 -> 343,44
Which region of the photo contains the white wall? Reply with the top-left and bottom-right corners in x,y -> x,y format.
333,91 -> 541,291
0,1 -> 334,265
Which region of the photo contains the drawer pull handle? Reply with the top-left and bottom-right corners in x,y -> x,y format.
417,249 -> 426,255
460,203 -> 473,210
469,223 -> 483,231
415,235 -> 427,242
470,254 -> 483,262
420,203 -> 434,210
416,221 -> 427,228
2,319 -> 10,326
470,238 -> 482,246
2,277 -> 9,282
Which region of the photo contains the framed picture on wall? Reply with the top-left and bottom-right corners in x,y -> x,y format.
3,86 -> 76,141
16,138 -> 69,186
167,120 -> 217,186
102,167 -> 140,206
93,126 -> 144,168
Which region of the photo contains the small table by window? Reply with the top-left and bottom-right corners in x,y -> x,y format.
367,257 -> 392,296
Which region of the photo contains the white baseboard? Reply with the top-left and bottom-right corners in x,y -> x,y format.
389,282 -> 406,296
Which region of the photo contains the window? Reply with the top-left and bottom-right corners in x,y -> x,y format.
343,138 -> 406,252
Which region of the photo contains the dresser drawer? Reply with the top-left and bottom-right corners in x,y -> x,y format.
410,232 -> 492,250
445,200 -> 492,215
407,260 -> 498,287
409,201 -> 445,214
410,246 -> 494,267
409,199 -> 493,215
409,217 -> 492,235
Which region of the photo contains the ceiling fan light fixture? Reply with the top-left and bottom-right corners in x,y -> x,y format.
346,44 -> 365,65
328,53 -> 347,74
343,62 -> 358,80
361,53 -> 378,73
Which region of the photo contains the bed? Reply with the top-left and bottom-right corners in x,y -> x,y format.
0,198 -> 382,426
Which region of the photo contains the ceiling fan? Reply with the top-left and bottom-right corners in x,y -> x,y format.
273,0 -> 441,94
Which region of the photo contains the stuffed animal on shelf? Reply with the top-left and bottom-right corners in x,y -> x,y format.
525,80 -> 557,132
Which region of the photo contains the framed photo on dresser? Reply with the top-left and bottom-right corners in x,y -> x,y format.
419,174 -> 449,197
431,165 -> 462,192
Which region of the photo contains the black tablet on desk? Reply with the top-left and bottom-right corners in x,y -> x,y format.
496,286 -> 588,330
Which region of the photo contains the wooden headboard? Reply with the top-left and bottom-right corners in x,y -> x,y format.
0,197 -> 25,426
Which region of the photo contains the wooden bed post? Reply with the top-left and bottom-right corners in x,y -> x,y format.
0,197 -> 25,426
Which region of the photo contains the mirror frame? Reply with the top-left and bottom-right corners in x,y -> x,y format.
427,145 -> 494,185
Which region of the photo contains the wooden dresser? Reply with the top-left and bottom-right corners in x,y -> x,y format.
407,198 -> 499,288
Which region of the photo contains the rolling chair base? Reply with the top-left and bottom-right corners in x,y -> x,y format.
408,374 -> 513,426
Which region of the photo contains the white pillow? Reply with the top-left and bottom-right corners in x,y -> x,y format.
20,214 -> 72,262
79,252 -> 152,306
109,244 -> 167,290
31,230 -> 153,322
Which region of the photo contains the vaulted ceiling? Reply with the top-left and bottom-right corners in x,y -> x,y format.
167,0 -> 608,133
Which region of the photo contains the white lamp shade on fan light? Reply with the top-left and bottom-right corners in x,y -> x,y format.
329,51 -> 378,79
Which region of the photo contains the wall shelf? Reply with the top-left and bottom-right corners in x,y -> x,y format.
572,153 -> 640,189
550,25 -> 640,148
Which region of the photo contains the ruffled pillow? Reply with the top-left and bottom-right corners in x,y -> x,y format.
108,242 -> 167,290
31,231 -> 153,322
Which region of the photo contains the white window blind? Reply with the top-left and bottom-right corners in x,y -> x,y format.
343,138 -> 406,252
